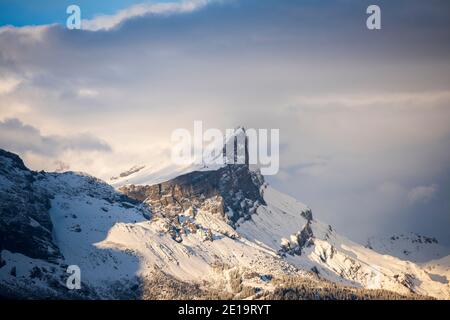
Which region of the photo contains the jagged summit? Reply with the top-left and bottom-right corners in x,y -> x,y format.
109,126 -> 254,187
222,126 -> 250,166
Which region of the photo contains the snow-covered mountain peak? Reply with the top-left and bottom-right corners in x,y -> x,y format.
366,233 -> 449,263
109,126 -> 253,188
1,148 -> 449,299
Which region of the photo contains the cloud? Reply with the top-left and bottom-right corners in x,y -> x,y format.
377,182 -> 406,199
408,184 -> 439,204
0,118 -> 112,157
290,91 -> 450,110
53,160 -> 70,172
77,88 -> 99,98
82,0 -> 210,31
0,0 -> 449,245
0,24 -> 50,39
0,77 -> 21,94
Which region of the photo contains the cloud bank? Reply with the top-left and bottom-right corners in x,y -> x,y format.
0,0 -> 449,245
0,117 -> 111,159
82,0 -> 210,31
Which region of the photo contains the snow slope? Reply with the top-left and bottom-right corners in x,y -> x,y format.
237,186 -> 450,299
0,157 -> 303,298
42,172 -> 293,286
423,256 -> 450,286
1,147 -> 449,299
106,139 -> 450,300
366,233 -> 449,263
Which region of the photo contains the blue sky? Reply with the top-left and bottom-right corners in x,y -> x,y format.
0,0 -> 176,26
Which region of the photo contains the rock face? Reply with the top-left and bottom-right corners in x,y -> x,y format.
0,150 -> 61,262
110,165 -> 146,181
280,212 -> 314,256
120,164 -> 266,227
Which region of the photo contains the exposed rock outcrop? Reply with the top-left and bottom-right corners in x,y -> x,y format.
0,150 -> 61,262
120,164 -> 266,227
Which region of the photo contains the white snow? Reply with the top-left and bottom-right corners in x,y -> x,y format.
3,150 -> 449,299
237,186 -> 450,299
46,171 -> 450,299
34,172 -> 300,295
366,233 -> 449,263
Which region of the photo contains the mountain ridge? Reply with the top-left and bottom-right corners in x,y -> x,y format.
0,148 -> 448,299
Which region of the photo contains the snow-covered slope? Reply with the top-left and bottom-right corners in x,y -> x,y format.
116,159 -> 449,299
363,233 -> 450,295
366,233 -> 449,263
423,256 -> 450,286
1,147 -> 449,299
47,171 -> 302,285
0,150 -> 303,299
238,186 -> 450,299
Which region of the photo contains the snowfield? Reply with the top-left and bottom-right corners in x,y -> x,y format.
45,173 -> 302,291
238,186 -> 450,299
44,172 -> 450,299
1,147 -> 449,299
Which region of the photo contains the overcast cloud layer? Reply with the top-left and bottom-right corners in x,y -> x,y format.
0,0 -> 449,246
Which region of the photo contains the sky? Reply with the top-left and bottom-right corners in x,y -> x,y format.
0,0 -> 449,246
0,0 -> 172,26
